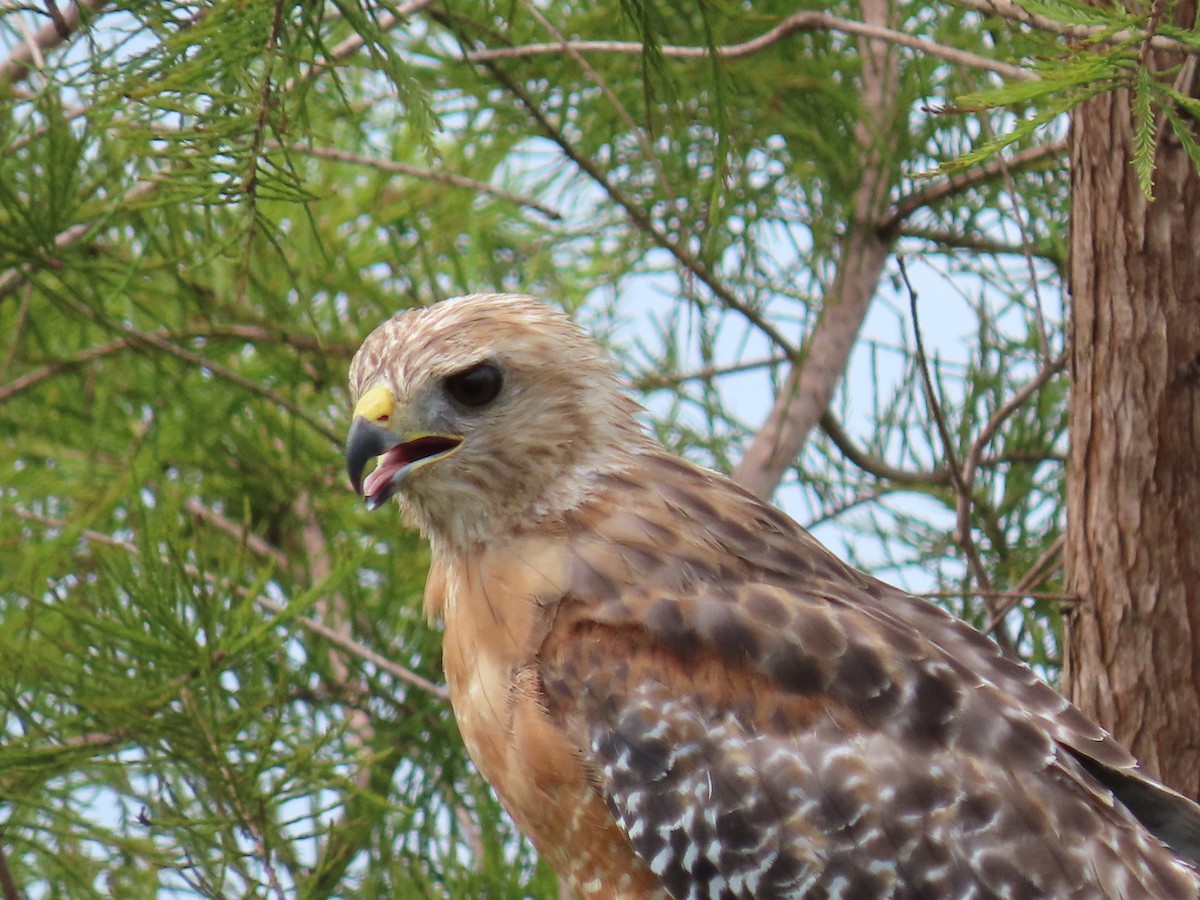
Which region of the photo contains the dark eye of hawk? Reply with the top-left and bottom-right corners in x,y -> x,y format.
444,362 -> 503,408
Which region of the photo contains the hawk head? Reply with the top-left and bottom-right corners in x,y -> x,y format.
345,293 -> 651,547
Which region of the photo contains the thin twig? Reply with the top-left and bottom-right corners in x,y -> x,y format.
474,55 -> 798,358
516,0 -> 673,201
951,0 -> 1199,56
60,295 -> 342,445
1138,0 -> 1171,71
634,353 -> 789,391
0,1 -> 421,296
181,685 -> 288,900
8,507 -> 450,700
270,142 -> 562,219
183,498 -> 292,572
804,484 -> 896,529
0,0 -> 109,86
0,180 -> 160,303
925,587 -> 1073,601
900,227 -> 1061,264
900,255 -> 1011,651
958,352 -> 1067,526
1137,0 -> 1194,175
234,0 -> 289,304
249,593 -> 449,700
0,285 -> 32,382
819,411 -> 949,487
0,324 -> 353,406
286,0 -> 436,92
886,139 -> 1067,231
467,11 -> 1032,81
636,356 -> 1048,489
980,534 -> 1069,636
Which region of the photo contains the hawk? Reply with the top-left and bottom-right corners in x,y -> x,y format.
345,293 -> 1200,898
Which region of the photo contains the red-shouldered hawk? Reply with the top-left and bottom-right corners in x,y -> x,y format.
345,293 -> 1200,898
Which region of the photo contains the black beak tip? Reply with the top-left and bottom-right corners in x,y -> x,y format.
345,416 -> 401,499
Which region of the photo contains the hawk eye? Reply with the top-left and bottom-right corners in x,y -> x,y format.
444,362 -> 502,408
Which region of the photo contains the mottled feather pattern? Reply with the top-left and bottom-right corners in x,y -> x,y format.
540,453 -> 1199,897
348,294 -> 1200,899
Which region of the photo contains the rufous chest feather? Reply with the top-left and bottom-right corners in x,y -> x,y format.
426,538 -> 664,898
431,537 -> 568,785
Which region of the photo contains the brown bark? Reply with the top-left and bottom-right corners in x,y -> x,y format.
1065,35 -> 1200,796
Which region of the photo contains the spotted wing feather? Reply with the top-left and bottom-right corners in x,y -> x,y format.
538,451 -> 1200,898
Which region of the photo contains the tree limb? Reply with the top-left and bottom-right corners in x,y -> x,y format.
0,0 -> 108,86
0,324 -> 353,406
900,226 -> 1062,265
0,843 -> 21,900
950,0 -> 1200,56
471,50 -> 799,357
271,142 -> 562,219
733,0 -> 900,498
886,139 -> 1067,230
60,296 -> 343,444
467,10 -> 1033,81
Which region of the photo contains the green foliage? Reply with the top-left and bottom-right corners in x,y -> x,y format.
0,0 -> 1179,894
945,0 -> 1200,197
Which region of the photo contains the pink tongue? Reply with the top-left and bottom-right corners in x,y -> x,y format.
363,456 -> 403,497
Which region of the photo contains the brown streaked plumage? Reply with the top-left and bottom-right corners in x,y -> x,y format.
346,293 -> 1200,899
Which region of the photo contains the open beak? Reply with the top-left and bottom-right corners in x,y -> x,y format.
345,385 -> 462,510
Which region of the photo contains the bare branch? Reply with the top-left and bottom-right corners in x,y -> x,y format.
981,534 -> 1069,636
271,142 -> 562,219
0,324 -> 353,406
633,353 -> 789,391
819,412 -> 950,486
958,351 -> 1068,530
901,255 -> 1014,652
950,0 -> 1200,56
0,285 -> 31,382
733,0 -> 899,498
0,842 -> 22,900
183,498 -> 292,572
60,296 -> 342,444
819,411 -> 1059,487
804,484 -> 898,529
233,0 -> 289,304
0,0 -> 108,87
516,0 -> 672,201
467,10 -> 1032,81
180,682 -> 289,900
472,54 -> 799,356
925,587 -> 1073,601
900,227 -> 1062,264
0,3 -> 422,298
242,592 -> 450,700
287,0 -> 436,91
886,139 -> 1067,230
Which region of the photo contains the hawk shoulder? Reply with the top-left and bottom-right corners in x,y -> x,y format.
534,452 -> 1200,898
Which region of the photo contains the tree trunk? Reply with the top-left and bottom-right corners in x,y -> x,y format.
1065,37 -> 1200,797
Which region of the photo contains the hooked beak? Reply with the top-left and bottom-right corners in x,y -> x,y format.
345,385 -> 462,510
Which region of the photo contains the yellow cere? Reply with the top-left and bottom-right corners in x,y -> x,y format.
353,384 -> 395,423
